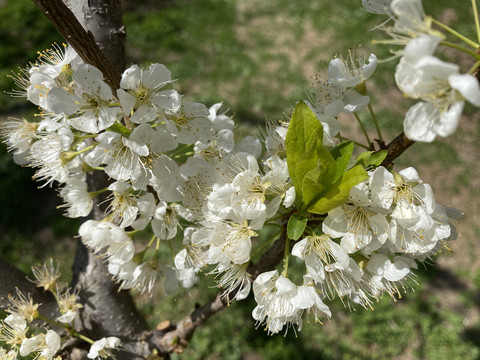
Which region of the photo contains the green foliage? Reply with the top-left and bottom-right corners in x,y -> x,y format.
330,141 -> 355,179
285,100 -> 323,190
286,213 -> 307,240
305,164 -> 367,214
286,101 -> 367,215
355,150 -> 388,170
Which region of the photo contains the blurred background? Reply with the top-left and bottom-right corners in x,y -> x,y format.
0,0 -> 479,359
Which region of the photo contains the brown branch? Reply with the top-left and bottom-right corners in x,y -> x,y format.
155,292 -> 227,354
31,0 -> 121,92
380,131 -> 415,168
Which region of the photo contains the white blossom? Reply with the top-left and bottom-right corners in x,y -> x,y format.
87,336 -> 121,359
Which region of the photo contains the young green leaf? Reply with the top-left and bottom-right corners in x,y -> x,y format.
329,141 -> 354,182
285,100 -> 323,190
306,164 -> 368,215
108,122 -> 132,138
294,131 -> 325,200
355,150 -> 388,169
287,213 -> 308,240
369,150 -> 388,167
301,145 -> 337,207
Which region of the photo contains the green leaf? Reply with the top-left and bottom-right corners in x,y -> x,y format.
285,100 -> 323,190
294,131 -> 326,200
306,165 -> 368,215
330,141 -> 354,183
355,150 -> 388,169
369,150 -> 388,167
287,214 -> 308,240
301,148 -> 337,207
108,122 -> 132,138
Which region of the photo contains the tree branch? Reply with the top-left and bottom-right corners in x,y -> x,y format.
29,1 -> 151,358
380,132 -> 415,168
31,0 -> 122,91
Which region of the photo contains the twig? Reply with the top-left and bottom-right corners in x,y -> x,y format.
379,132 -> 415,168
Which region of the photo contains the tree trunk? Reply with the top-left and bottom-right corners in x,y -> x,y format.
57,1 -> 150,358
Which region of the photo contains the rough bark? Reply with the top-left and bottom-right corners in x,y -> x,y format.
63,0 -> 126,75
380,132 -> 415,168
30,1 -> 151,359
31,0 -> 122,91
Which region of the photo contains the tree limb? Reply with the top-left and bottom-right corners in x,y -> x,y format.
380,132 -> 415,168
31,0 -> 122,91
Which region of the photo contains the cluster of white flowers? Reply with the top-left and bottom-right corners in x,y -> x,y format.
364,0 -> 480,142
249,165 -> 459,334
0,261 -> 120,359
307,49 -> 377,147
2,0 -> 474,340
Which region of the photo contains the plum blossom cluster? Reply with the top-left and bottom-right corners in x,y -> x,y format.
1,0 -> 472,338
307,48 -> 378,147
249,164 -> 458,334
0,260 -> 121,359
364,0 -> 480,142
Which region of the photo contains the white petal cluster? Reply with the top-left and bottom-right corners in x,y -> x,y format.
395,35 -> 480,141
1,35 -> 464,340
87,336 -> 121,359
307,51 -> 377,147
369,0 -> 480,141
318,166 -> 454,301
186,150 -> 294,300
252,270 -> 331,335
0,290 -> 64,360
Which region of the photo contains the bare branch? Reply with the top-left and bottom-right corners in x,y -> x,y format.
380,132 -> 415,168
31,0 -> 121,91
155,292 -> 227,354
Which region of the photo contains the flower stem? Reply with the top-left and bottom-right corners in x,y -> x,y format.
368,103 -> 384,143
37,314 -> 67,329
432,17 -> 479,48
39,314 -> 95,344
38,312 -> 95,344
145,235 -> 156,249
469,59 -> 480,74
281,235 -> 291,278
71,331 -> 95,345
353,112 -> 372,148
89,187 -> 109,198
61,144 -> 97,164
440,41 -> 480,60
473,0 -> 480,44
336,134 -> 369,150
